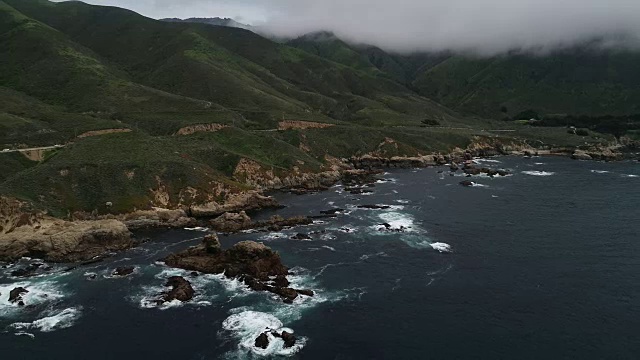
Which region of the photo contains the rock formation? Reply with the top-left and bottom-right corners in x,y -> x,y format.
163,237 -> 314,303
162,276 -> 195,303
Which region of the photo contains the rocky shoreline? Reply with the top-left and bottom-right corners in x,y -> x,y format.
0,138 -> 634,264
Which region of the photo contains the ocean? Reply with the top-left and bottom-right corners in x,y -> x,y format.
1,156 -> 639,359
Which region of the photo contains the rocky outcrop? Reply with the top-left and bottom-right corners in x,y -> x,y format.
189,191 -> 281,218
113,266 -> 135,277
571,150 -> 593,161
0,218 -> 133,263
162,276 -> 195,303
255,332 -> 270,349
210,211 -> 252,232
163,238 -> 314,302
463,165 -> 509,177
9,287 -> 29,305
119,208 -> 196,230
254,330 -> 297,349
77,128 -> 131,138
460,180 -> 475,187
350,154 -> 438,169
210,213 -> 313,233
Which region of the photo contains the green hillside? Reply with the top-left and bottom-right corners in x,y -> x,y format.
0,0 -> 625,217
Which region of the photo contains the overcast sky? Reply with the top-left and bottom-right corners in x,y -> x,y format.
57,0 -> 640,54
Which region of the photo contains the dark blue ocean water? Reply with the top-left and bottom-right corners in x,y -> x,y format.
1,157 -> 639,359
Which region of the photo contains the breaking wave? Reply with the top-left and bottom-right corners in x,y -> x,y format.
10,307 -> 81,334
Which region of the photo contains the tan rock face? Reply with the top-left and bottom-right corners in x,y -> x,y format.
77,128 -> 131,138
0,197 -> 42,235
0,218 -> 132,262
174,123 -> 228,136
189,191 -> 280,218
278,121 -> 334,131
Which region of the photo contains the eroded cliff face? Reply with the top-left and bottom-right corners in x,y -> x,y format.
174,123 -> 228,136
0,197 -> 133,262
233,158 -> 344,190
278,121 -> 334,131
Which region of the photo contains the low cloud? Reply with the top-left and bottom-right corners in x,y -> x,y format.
61,0 -> 640,54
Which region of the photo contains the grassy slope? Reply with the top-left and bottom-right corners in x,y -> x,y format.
411,50 -> 640,118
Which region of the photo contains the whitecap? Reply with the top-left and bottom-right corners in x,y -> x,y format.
475,158 -> 501,163
10,307 -> 81,333
590,170 -> 610,174
259,232 -> 288,241
321,245 -> 336,252
0,281 -> 66,317
184,227 -> 209,232
395,199 -> 410,204
359,252 -> 387,261
222,311 -> 306,357
430,242 -> 452,253
521,171 -> 556,176
622,174 -> 639,178
377,212 -> 415,232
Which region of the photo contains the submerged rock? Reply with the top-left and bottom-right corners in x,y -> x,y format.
460,180 -> 475,187
357,205 -> 391,210
290,233 -> 311,240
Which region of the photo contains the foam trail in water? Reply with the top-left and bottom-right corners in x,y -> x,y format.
430,242 -> 452,253
184,227 -> 209,232
10,307 -> 81,334
590,170 -> 610,174
521,171 -> 555,176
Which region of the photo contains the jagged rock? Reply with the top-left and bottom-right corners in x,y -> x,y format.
113,266 -> 135,277
163,276 -> 195,303
210,212 -> 252,232
464,168 -> 482,176
203,234 -> 222,254
9,287 -> 28,304
255,333 -> 270,349
268,286 -> 298,303
280,331 -> 297,348
450,163 -> 459,171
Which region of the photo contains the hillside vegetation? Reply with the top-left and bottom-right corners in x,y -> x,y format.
0,0 -> 627,216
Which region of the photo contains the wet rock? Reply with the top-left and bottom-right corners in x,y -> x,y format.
460,180 -> 475,187
291,233 -> 311,240
267,286 -> 299,303
10,263 -> 43,278
449,163 -> 459,172
272,330 -> 297,348
272,275 -> 289,288
296,289 -> 315,297
464,168 -> 482,176
9,287 -> 29,304
163,276 -> 195,303
113,266 -> 135,277
320,208 -> 345,215
280,331 -> 297,348
164,240 -> 292,301
347,188 -> 374,195
357,205 -> 391,210
255,332 -> 270,349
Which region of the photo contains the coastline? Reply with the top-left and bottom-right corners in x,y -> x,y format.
0,138 -> 636,265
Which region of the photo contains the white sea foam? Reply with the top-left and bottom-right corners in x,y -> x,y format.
475,158 -> 501,163
222,311 -> 306,357
395,199 -> 410,204
535,162 -> 546,165
322,245 -> 336,252
377,212 -> 415,232
0,281 -> 66,317
521,171 -> 556,176
259,232 -> 288,241
10,307 -> 81,333
184,227 -> 209,232
430,242 -> 452,253
622,174 -> 639,178
591,170 -> 610,174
